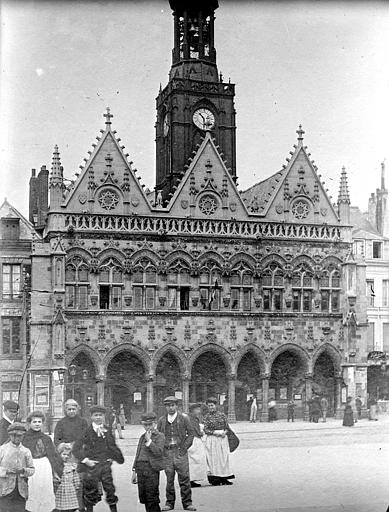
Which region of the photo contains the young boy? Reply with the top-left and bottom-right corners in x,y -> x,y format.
0,422 -> 35,512
132,412 -> 165,512
73,405 -> 124,512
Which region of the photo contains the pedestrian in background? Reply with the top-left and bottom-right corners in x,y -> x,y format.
0,400 -> 19,446
118,404 -> 126,430
23,410 -> 63,512
355,396 -> 362,419
320,396 -> 328,423
246,397 -> 253,421
0,422 -> 35,512
311,396 -> 321,423
287,399 -> 295,422
112,410 -> 123,440
54,443 -> 80,512
268,400 -> 277,422
342,397 -> 354,427
368,395 -> 378,421
187,403 -> 207,487
250,397 -> 258,423
132,412 -> 165,512
157,396 -> 196,511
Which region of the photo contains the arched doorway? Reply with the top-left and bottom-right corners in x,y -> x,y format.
190,351 -> 228,407
66,352 -> 97,417
105,351 -> 146,425
270,350 -> 307,419
313,352 -> 336,416
236,352 -> 262,420
155,351 -> 182,419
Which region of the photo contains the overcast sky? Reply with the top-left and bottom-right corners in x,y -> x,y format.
1,0 -> 389,218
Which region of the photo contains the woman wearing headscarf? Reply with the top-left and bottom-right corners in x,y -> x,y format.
203,397 -> 234,486
22,410 -> 63,512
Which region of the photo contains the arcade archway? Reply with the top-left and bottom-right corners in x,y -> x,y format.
66,352 -> 97,417
154,351 -> 182,419
105,351 -> 146,425
236,352 -> 262,420
190,351 -> 228,406
313,352 -> 337,415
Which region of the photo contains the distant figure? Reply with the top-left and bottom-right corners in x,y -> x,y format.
250,398 -> 258,423
343,397 -> 354,427
287,400 -> 295,423
246,397 -> 253,421
268,400 -> 277,422
112,410 -> 123,440
311,397 -> 321,423
308,399 -> 313,422
118,404 -> 126,430
0,400 -> 19,446
320,396 -> 329,423
355,396 -> 363,419
368,396 -> 378,421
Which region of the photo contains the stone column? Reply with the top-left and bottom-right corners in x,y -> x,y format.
96,375 -> 105,406
304,373 -> 313,421
146,376 -> 154,412
182,375 -> 190,413
335,375 -> 343,419
227,374 -> 236,423
261,375 -> 270,422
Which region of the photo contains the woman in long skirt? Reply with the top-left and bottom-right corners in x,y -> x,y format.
342,397 -> 354,427
187,403 -> 207,487
23,410 -> 63,512
203,397 -> 234,486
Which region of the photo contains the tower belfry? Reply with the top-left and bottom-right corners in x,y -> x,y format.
156,0 -> 236,203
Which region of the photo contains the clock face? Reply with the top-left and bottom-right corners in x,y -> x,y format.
163,114 -> 169,136
193,108 -> 215,131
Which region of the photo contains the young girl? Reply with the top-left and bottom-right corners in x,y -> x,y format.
54,443 -> 80,512
22,410 -> 63,512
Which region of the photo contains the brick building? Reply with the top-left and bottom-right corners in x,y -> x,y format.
24,0 -> 368,423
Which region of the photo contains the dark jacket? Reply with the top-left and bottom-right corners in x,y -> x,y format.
133,430 -> 166,472
188,414 -> 202,439
73,424 -> 124,469
54,415 -> 89,446
157,412 -> 194,454
0,417 -> 11,445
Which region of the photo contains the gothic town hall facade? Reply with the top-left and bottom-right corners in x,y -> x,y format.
26,0 -> 368,423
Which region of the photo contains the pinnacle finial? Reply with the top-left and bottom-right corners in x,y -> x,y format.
103,107 -> 113,129
296,124 -> 305,146
338,165 -> 350,204
381,159 -> 386,190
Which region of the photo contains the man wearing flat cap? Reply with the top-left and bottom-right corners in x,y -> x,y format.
132,412 -> 166,512
73,405 -> 124,512
0,422 -> 35,512
0,400 -> 19,446
157,396 -> 196,511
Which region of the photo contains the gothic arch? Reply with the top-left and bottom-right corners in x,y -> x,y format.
233,343 -> 266,374
152,344 -> 188,376
97,248 -> 125,265
260,254 -> 287,269
188,343 -> 232,376
131,249 -> 160,267
198,252 -> 225,268
65,248 -> 92,262
292,255 -> 315,272
192,97 -> 219,116
65,345 -> 100,375
93,182 -> 125,199
321,256 -> 342,270
103,344 -> 150,376
229,253 -> 256,270
312,343 -> 342,373
268,343 -> 310,373
165,250 -> 192,268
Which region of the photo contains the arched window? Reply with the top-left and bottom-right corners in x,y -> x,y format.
292,265 -> 313,312
98,258 -> 123,310
262,263 -> 284,311
167,261 -> 190,311
65,257 -> 89,309
132,259 -> 157,310
199,262 -> 221,311
320,269 -> 340,312
230,263 -> 253,311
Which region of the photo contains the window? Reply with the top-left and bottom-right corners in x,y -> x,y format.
292,266 -> 312,312
262,264 -> 284,312
2,317 -> 20,355
199,265 -> 221,311
367,322 -> 375,352
98,259 -> 123,310
366,279 -> 375,307
383,323 -> 389,353
167,268 -> 190,311
373,241 -> 382,259
320,270 -> 340,312
383,280 -> 389,307
230,267 -> 253,311
353,239 -> 365,257
65,258 -> 89,309
132,261 -> 157,310
2,264 -> 21,299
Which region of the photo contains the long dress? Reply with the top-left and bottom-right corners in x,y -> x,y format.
342,404 -> 354,427
55,461 -> 81,511
250,399 -> 258,422
23,429 -> 62,512
187,415 -> 207,483
203,410 -> 234,485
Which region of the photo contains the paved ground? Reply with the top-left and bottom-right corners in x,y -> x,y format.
95,417 -> 389,512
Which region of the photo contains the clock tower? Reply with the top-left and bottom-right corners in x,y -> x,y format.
156,0 -> 236,203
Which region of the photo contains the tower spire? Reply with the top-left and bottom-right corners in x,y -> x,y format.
49,145 -> 64,209
381,160 -> 386,190
337,166 -> 350,224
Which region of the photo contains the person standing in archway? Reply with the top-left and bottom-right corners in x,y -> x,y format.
250,397 -> 258,423
320,396 -> 328,422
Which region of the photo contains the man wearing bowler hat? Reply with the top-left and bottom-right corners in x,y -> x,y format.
0,400 -> 19,445
157,396 -> 196,511
132,411 -> 166,512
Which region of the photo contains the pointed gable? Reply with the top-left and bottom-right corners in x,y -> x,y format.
167,133 -> 249,220
242,126 -> 340,224
0,198 -> 39,240
61,109 -> 152,216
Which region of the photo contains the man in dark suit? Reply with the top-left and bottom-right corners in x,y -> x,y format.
132,412 -> 165,512
157,396 -> 196,512
73,405 -> 124,512
0,400 -> 19,445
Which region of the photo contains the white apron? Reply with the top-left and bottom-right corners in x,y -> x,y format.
188,436 -> 207,482
25,456 -> 56,512
204,431 -> 232,477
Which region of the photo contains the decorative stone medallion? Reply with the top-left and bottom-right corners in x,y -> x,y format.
78,193 -> 87,204
181,199 -> 189,209
321,208 -> 328,217
98,189 -> 119,210
199,194 -> 218,215
229,203 -> 237,212
292,200 -> 310,220
131,197 -> 139,207
275,203 -> 283,214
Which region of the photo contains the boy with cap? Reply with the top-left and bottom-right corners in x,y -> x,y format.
132,412 -> 166,512
157,396 -> 196,511
73,405 -> 124,512
0,400 -> 19,445
0,422 -> 35,512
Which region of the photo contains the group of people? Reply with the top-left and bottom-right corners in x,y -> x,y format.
0,395 -> 237,512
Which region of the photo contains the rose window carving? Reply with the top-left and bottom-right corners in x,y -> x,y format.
98,190 -> 119,210
292,200 -> 310,220
199,195 -> 218,215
